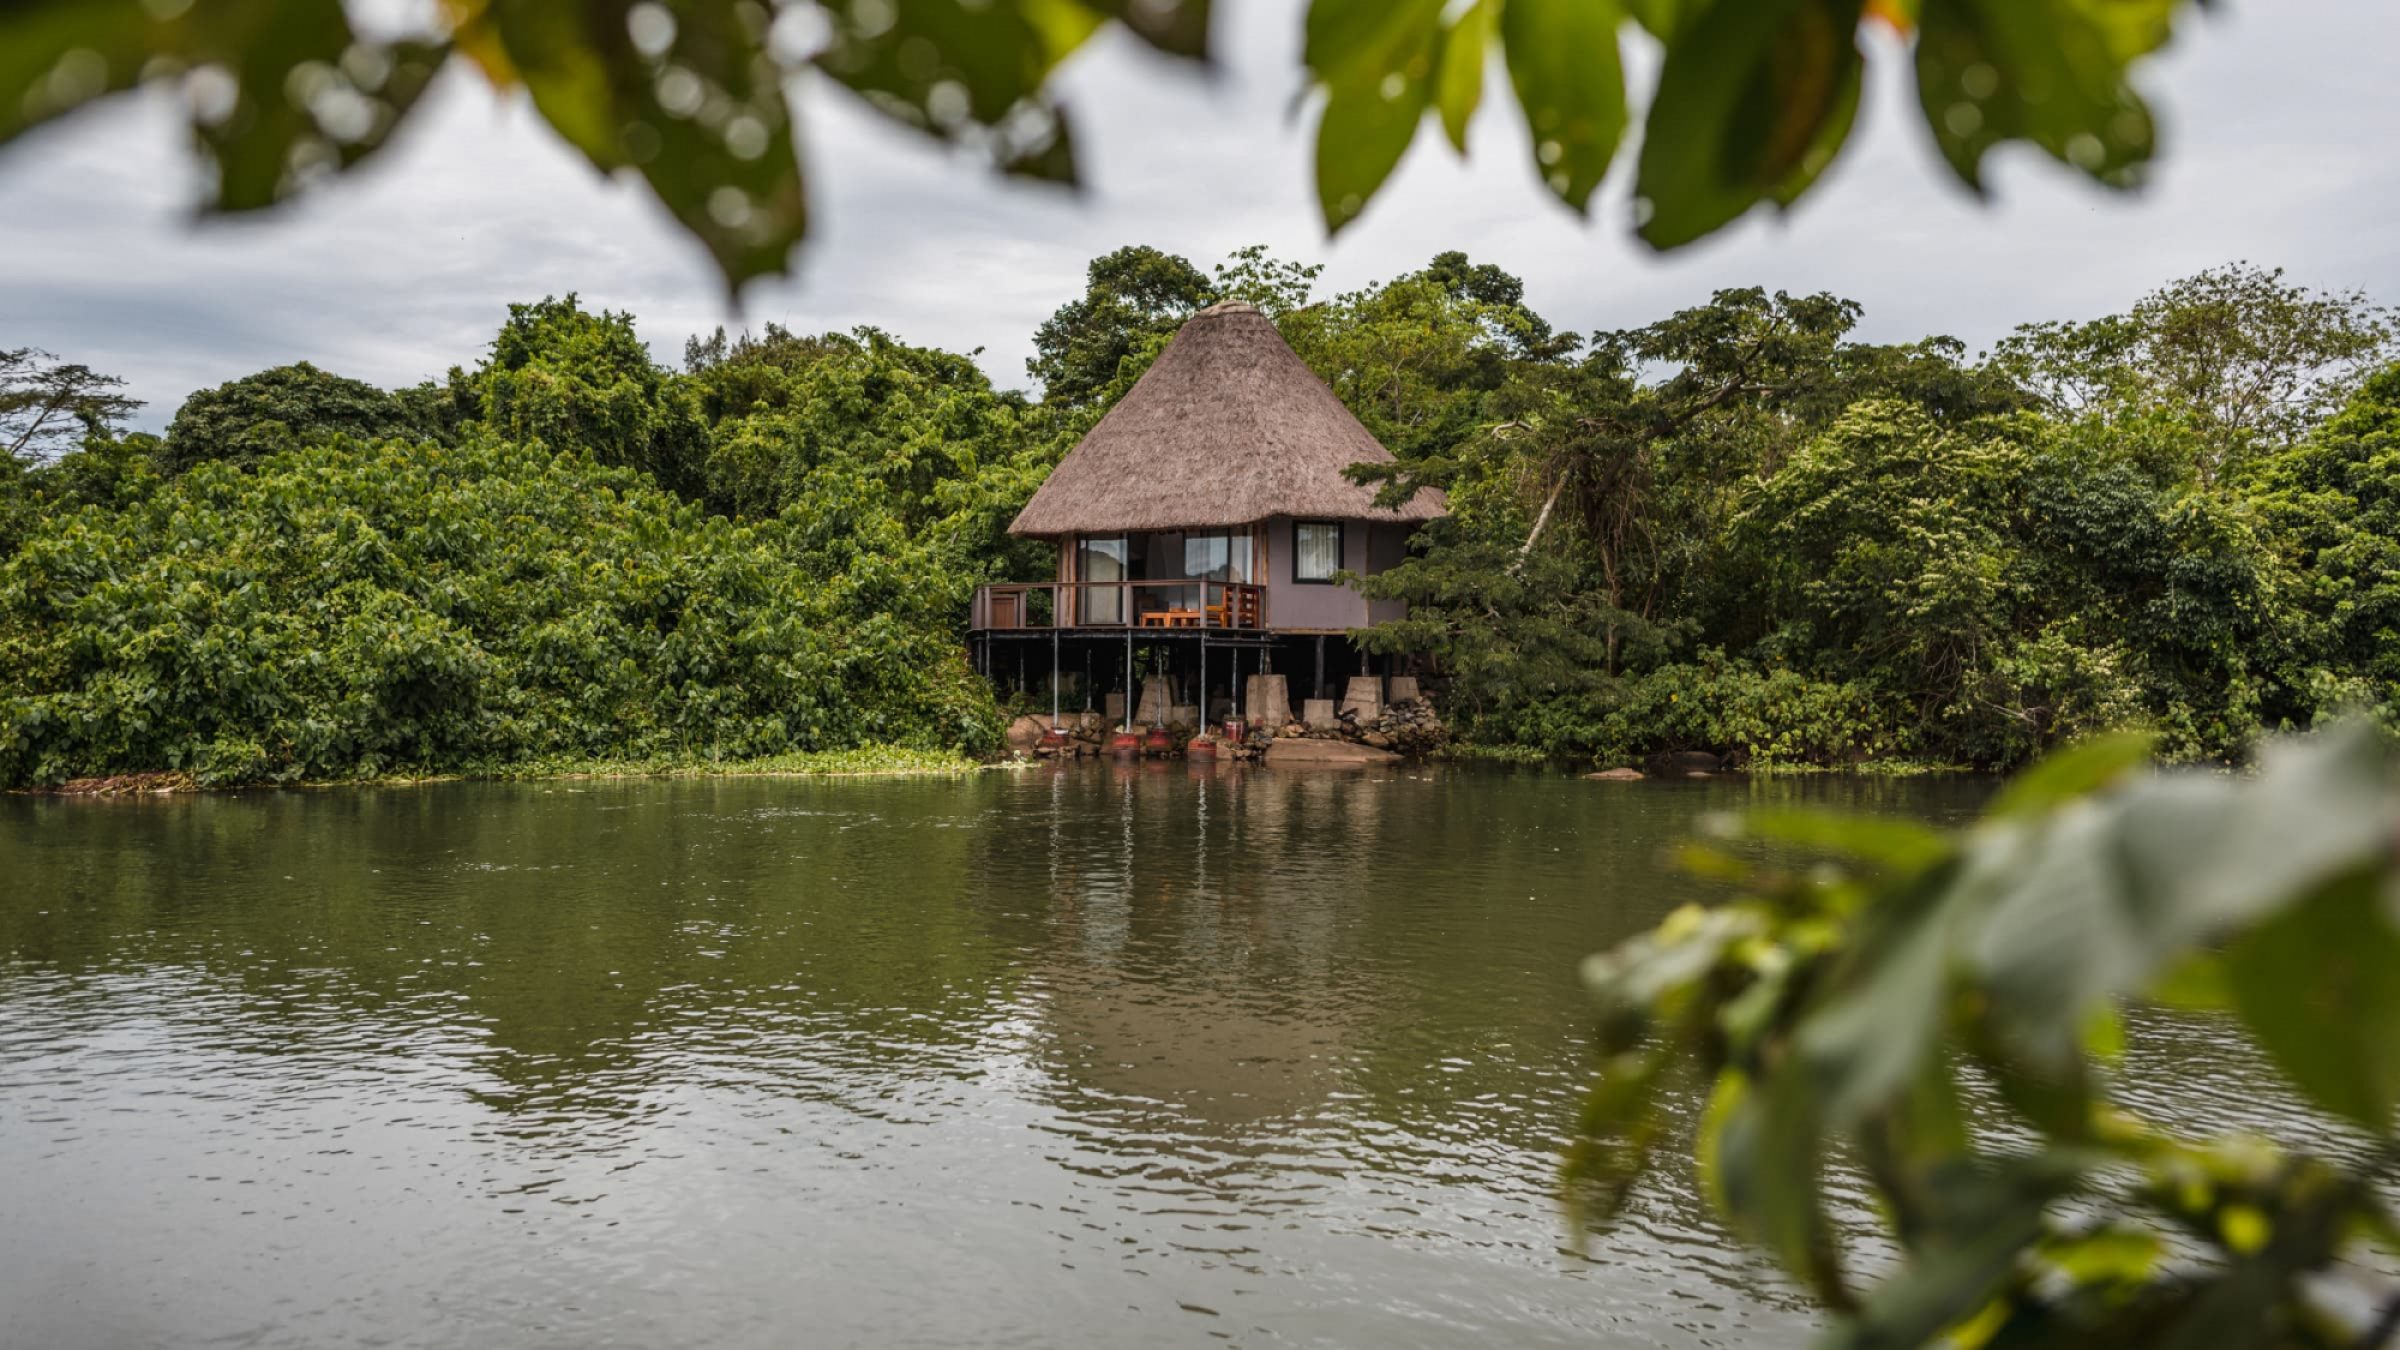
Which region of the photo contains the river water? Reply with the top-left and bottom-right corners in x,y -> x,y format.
0,763 -> 2327,1348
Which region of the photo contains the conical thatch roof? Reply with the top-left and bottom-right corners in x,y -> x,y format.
1009,300 -> 1447,537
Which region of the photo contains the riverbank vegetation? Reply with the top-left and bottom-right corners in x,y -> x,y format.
4,256 -> 2396,786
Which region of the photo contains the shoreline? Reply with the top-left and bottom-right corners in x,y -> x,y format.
16,745 -> 1995,796
19,747 -> 992,797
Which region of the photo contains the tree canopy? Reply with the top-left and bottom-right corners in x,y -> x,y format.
2,347 -> 139,462
158,361 -> 433,476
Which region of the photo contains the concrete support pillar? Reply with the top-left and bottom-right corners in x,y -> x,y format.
1340,675 -> 1384,723
1245,673 -> 1290,726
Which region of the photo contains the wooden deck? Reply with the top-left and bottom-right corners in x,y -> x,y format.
971,581 -> 1267,634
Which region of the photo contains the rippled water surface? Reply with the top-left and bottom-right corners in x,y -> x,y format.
0,764 -> 2305,1348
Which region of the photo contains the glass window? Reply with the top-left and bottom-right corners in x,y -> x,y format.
1294,521 -> 1344,583
1181,531 -> 1253,583
1077,536 -> 1126,625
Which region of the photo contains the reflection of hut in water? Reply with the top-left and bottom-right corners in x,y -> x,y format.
982,764 -> 1408,1129
1034,972 -> 1365,1127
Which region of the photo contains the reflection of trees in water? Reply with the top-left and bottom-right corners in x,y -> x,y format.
2,769 -> 2035,1330
0,782 -> 1034,1132
0,767 -> 1989,1277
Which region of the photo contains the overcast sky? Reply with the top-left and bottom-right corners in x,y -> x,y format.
3,0 -> 2394,431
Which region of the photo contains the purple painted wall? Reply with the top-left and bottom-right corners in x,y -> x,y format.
1260,514 -> 1408,632
1040,519 -> 1414,632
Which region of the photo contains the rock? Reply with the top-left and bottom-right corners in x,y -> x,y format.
1363,731 -> 1395,750
1648,749 -> 1725,777
1005,714 -> 1051,755
1585,768 -> 1646,782
1266,738 -> 1400,766
1278,722 -> 1304,738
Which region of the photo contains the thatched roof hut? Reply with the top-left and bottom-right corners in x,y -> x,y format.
1009,300 -> 1447,537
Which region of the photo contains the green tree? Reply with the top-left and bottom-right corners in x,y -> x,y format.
2,347 -> 140,462
2247,364 -> 2400,696
0,433 -> 1001,787
1281,254 -> 1558,459
1210,245 -> 1323,320
1028,245 -> 1217,407
1353,287 -> 1982,750
158,361 -> 430,474
470,296 -> 708,498
1737,401 -> 2020,734
1990,265 -> 2397,483
684,321 -> 1062,583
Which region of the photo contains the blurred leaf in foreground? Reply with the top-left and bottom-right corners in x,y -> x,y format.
1569,720 -> 2400,1349
0,0 -> 2210,292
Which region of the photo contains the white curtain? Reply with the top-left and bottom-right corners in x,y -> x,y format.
1295,523 -> 1342,581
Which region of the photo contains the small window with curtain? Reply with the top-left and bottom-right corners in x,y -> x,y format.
1294,521 -> 1344,584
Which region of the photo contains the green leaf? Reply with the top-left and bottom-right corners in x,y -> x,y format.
1621,0 -> 1685,39
1581,902 -> 1762,1011
1913,0 -> 2163,194
1821,1155 -> 2081,1350
2226,868 -> 2400,1132
0,0 -> 440,214
1633,0 -> 1867,248
1985,729 -> 2156,819
1314,41 -> 1434,234
1799,868 -> 1966,1127
2043,1224 -> 2163,1290
1978,1029 -> 2097,1138
1766,52 -> 1861,208
1502,0 -> 1629,214
1714,1062 -> 1841,1296
1072,0 -> 1214,59
2144,951 -> 2232,1011
814,0 -> 1078,183
1969,721 -> 2394,1062
1562,1049 -> 1665,1229
1434,0 -> 1497,154
1303,0 -> 1445,93
1736,807 -> 1954,873
492,0 -> 809,293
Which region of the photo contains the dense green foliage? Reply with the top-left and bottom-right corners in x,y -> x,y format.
158,361 -> 436,475
2,0 -> 2208,291
1337,260 -> 2395,768
0,436 -> 1001,785
0,301 -> 1066,787
6,254 -> 2397,784
1568,722 -> 2400,1348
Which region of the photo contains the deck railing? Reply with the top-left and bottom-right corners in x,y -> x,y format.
972,580 -> 1267,632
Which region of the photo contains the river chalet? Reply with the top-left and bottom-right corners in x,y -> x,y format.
970,299 -> 1446,731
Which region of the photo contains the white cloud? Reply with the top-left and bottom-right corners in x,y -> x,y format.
0,0 -> 2392,431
